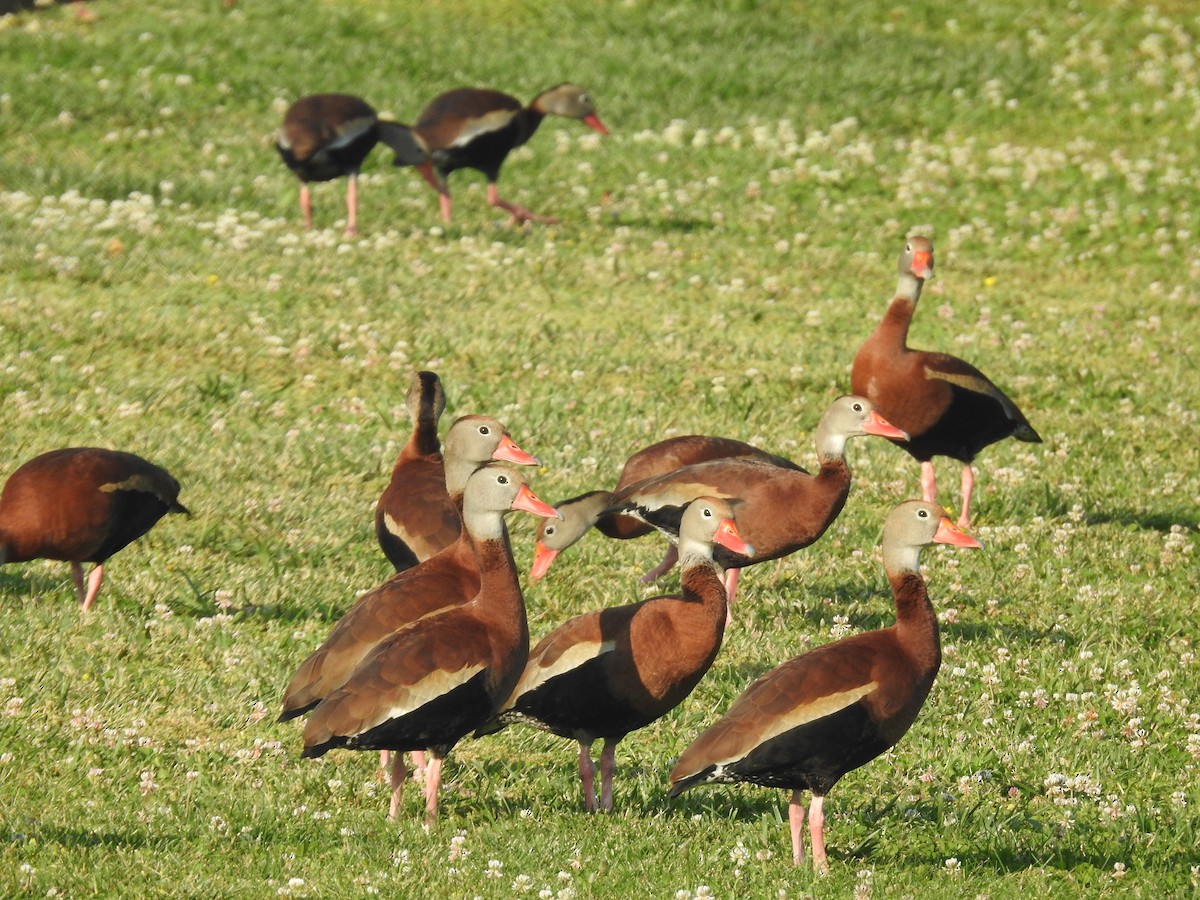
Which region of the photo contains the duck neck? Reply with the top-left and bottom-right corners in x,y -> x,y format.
678,551 -> 729,632
465,517 -> 527,635
886,565 -> 940,675
409,412 -> 441,458
879,272 -> 924,345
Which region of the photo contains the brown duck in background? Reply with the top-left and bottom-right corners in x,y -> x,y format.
608,397 -> 906,604
531,434 -> 800,584
412,83 -> 608,224
301,466 -> 559,823
487,497 -> 752,812
276,93 -> 431,236
850,236 -> 1041,525
0,448 -> 188,611
668,500 -> 980,873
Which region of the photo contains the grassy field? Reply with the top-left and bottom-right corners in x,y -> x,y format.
1,0 -> 1198,896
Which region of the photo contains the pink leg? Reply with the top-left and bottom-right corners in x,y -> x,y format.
723,567 -> 741,625
71,562 -> 87,604
344,172 -> 359,237
598,738 -> 618,812
808,794 -> 828,875
423,755 -> 443,824
411,749 -> 427,776
388,752 -> 407,820
486,182 -> 558,226
299,184 -> 313,230
640,544 -> 678,584
920,460 -> 937,502
958,463 -> 975,527
379,749 -> 390,779
578,741 -> 598,812
788,790 -> 806,866
81,564 -> 104,612
438,191 -> 453,224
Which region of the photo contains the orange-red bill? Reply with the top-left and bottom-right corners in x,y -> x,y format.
862,409 -> 909,441
511,483 -> 561,520
912,250 -> 934,279
583,114 -> 609,135
713,518 -> 755,558
493,434 -> 540,467
933,516 -> 982,549
530,540 -> 558,584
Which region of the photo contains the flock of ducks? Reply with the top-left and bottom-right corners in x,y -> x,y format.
0,218 -> 1040,870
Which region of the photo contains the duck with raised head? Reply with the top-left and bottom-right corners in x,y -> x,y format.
282,415 -> 539,723
487,497 -> 752,812
276,93 -> 431,236
668,500 -> 981,873
0,448 -> 188,612
850,236 -> 1041,525
301,465 -> 560,823
532,434 -> 800,585
412,83 -> 608,224
608,397 -> 906,604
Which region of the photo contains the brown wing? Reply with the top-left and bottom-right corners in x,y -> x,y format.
414,88 -> 522,151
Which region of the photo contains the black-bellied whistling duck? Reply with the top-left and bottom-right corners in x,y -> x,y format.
487,497 -> 752,812
850,236 -> 1041,526
532,435 -> 801,584
412,83 -> 608,225
0,448 -> 188,612
301,465 -> 560,823
669,500 -> 981,873
276,93 -> 430,236
609,397 -> 907,603
376,400 -> 540,572
281,414 -> 539,722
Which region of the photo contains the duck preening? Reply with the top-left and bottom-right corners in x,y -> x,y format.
668,500 -> 980,873
851,236 -> 1041,525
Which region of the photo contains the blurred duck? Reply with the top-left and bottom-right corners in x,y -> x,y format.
411,83 -> 608,224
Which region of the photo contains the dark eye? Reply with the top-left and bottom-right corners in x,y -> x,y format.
853,402 -> 864,412
479,425 -> 491,436
544,524 -> 556,536
702,507 -> 713,518
498,475 -> 509,485
905,242 -> 912,253
918,508 -> 929,518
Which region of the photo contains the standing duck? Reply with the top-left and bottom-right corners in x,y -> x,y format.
412,83 -> 608,224
668,500 -> 981,872
276,93 -> 430,236
301,465 -> 559,823
532,435 -> 800,585
0,448 -> 188,611
850,236 -> 1041,525
376,401 -> 540,572
487,497 -> 752,812
608,397 -> 906,603
282,414 -> 539,722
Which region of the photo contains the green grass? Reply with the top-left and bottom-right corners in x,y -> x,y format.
1,0 -> 1198,896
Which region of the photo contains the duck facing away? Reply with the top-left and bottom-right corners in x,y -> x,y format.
0,448 -> 188,611
668,500 -> 981,873
532,434 -> 801,585
375,402 -> 540,573
301,465 -> 560,823
609,397 -> 906,603
412,83 -> 608,225
850,236 -> 1041,525
276,93 -> 430,236
488,497 -> 752,812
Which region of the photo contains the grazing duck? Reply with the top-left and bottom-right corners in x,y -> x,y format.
488,497 -> 752,812
412,83 -> 608,224
0,448 -> 188,611
850,236 -> 1041,525
532,434 -> 800,585
276,93 -> 430,236
282,414 -> 539,721
609,397 -> 906,603
301,465 -> 559,822
668,500 -> 981,872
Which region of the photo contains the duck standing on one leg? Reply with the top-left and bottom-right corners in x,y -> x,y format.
851,236 -> 1041,525
669,500 -> 981,873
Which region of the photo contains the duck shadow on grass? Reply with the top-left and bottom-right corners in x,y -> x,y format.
1083,506 -> 1199,533
19,823 -> 148,851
